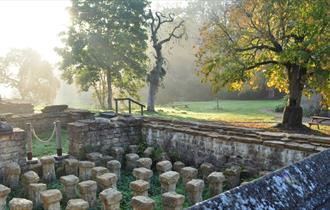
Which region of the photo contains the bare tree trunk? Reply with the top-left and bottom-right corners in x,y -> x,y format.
147,69 -> 159,112
282,65 -> 306,128
106,70 -> 113,110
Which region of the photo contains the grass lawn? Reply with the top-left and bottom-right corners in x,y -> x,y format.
32,128 -> 69,157
144,100 -> 283,123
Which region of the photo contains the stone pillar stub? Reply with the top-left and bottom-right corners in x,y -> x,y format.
65,199 -> 89,210
78,180 -> 97,209
156,161 -> 172,174
207,172 -> 225,196
40,189 -> 63,210
40,156 -> 56,183
99,188 -> 123,210
0,184 -> 11,210
131,196 -> 155,210
9,198 -> 33,210
162,192 -> 185,210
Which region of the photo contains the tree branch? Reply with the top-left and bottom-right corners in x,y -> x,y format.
234,44 -> 279,52
158,20 -> 185,46
245,60 -> 279,71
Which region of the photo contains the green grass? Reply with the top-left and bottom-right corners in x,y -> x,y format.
32,128 -> 69,157
143,100 -> 283,123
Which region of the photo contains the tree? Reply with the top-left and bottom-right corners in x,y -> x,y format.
57,0 -> 149,109
0,48 -> 60,104
147,10 -> 185,112
197,0 -> 330,128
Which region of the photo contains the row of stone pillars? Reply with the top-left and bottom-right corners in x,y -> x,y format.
26,120 -> 62,160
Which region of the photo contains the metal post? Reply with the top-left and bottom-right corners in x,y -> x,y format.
26,123 -> 33,160
128,100 -> 132,114
115,99 -> 119,114
55,121 -> 62,157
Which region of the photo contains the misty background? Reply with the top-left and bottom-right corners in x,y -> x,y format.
0,0 -> 281,109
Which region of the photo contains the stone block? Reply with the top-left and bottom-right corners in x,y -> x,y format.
64,159 -> 79,176
65,199 -> 89,210
9,198 -> 33,210
136,158 -> 152,169
130,180 -> 150,197
180,167 -> 198,184
186,179 -> 205,205
224,165 -> 241,188
78,180 -> 97,209
60,175 -> 79,199
162,192 -> 185,210
86,152 -> 103,166
199,162 -> 215,180
207,172 -> 225,196
99,188 -> 122,210
111,147 -> 124,164
125,153 -> 139,170
22,170 -> 40,195
91,166 -> 109,180
133,168 -> 153,182
143,147 -> 154,158
156,160 -> 172,174
173,161 -> 185,173
40,189 -> 63,210
107,160 -> 121,180
3,162 -> 21,188
96,173 -> 118,190
131,196 -> 155,210
28,183 -> 47,208
0,184 -> 11,210
159,171 -> 180,193
101,155 -> 114,166
128,145 -> 138,154
78,161 -> 95,181
40,156 -> 56,183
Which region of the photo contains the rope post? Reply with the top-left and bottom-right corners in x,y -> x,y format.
26,123 -> 33,160
55,121 -> 62,157
115,99 -> 119,113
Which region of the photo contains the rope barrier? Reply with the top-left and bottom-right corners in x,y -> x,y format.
31,123 -> 56,143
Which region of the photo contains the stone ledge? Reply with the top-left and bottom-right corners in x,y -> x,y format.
143,118 -> 330,153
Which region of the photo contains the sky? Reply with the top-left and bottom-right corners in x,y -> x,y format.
0,0 -> 185,62
0,0 -> 186,100
0,0 -> 71,62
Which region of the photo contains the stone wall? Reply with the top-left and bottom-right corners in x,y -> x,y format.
0,101 -> 34,114
67,116 -> 330,172
142,118 -> 330,171
190,148 -> 330,210
4,109 -> 94,133
0,128 -> 26,180
68,115 -> 143,158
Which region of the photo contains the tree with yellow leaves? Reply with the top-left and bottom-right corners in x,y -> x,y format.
197,0 -> 330,129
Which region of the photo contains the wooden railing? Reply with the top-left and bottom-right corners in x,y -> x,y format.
114,98 -> 145,116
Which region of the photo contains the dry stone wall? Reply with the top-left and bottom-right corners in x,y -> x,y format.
142,118 -> 330,171
190,148 -> 330,210
68,116 -> 143,158
68,116 -> 330,173
3,109 -> 94,133
0,129 -> 26,180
